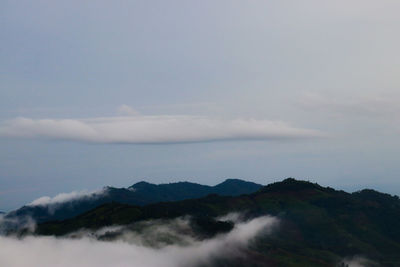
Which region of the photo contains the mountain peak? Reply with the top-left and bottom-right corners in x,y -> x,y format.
129,181 -> 156,189
219,178 -> 247,184
8,179 -> 263,225
259,178 -> 328,195
213,179 -> 262,196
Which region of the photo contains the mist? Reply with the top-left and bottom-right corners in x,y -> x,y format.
28,188 -> 106,207
0,213 -> 36,235
0,215 -> 278,267
340,256 -> 378,267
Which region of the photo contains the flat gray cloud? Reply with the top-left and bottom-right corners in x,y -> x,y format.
0,115 -> 323,144
298,92 -> 400,119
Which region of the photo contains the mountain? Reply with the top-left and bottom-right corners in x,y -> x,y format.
36,178 -> 400,266
5,179 -> 262,223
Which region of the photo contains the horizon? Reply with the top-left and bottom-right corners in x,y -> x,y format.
3,176 -> 398,213
2,1 -> 400,212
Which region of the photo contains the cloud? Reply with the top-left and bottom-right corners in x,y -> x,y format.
297,91 -> 400,136
116,105 -> 139,116
298,92 -> 400,119
28,189 -> 105,207
340,255 -> 378,267
0,215 -> 278,267
0,189 -> 107,233
0,115 -> 323,144
0,214 -> 36,235
24,188 -> 107,216
79,217 -> 197,248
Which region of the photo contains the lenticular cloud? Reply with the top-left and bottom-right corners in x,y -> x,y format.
0,115 -> 323,144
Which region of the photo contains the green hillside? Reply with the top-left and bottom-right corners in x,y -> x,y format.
6,179 -> 261,223
35,178 -> 400,266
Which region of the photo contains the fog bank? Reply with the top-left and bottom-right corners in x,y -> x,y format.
0,215 -> 278,267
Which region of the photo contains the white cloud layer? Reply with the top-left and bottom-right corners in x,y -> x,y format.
0,116 -> 323,144
0,215 -> 278,267
25,189 -> 107,215
28,189 -> 105,207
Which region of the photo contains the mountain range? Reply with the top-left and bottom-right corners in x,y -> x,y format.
5,179 -> 262,223
35,178 -> 400,267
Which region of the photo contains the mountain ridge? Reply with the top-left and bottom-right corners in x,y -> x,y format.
5,178 -> 262,223
35,178 -> 400,266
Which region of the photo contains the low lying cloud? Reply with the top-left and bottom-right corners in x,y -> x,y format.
0,115 -> 323,144
340,255 -> 378,267
0,215 -> 278,267
0,214 -> 36,235
24,188 -> 107,216
2,189 -> 105,234
28,189 -> 105,207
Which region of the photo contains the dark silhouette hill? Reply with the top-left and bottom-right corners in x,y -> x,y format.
5,179 -> 262,223
36,178 -> 400,266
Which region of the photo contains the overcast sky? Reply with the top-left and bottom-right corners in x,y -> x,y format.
1,0 -> 400,211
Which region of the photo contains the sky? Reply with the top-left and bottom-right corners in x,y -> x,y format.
1,0 -> 400,211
